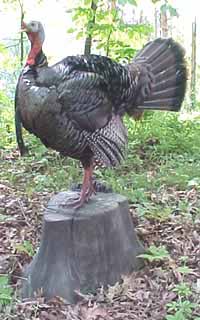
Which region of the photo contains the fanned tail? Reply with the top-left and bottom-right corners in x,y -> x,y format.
129,38 -> 187,115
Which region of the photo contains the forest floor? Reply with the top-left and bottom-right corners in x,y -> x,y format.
0,113 -> 200,320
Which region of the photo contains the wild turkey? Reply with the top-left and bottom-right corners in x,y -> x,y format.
15,20 -> 187,208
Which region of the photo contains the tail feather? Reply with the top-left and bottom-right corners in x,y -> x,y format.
155,65 -> 179,82
151,50 -> 173,67
142,98 -> 181,110
152,75 -> 181,92
152,55 -> 177,74
135,40 -> 168,63
149,86 -> 181,100
150,44 -> 182,70
130,38 -> 187,114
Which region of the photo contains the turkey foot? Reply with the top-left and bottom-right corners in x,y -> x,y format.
71,179 -> 113,193
66,165 -> 95,209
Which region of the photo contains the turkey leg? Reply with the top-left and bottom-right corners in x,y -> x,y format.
67,165 -> 95,209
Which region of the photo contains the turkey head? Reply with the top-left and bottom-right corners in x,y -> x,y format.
21,21 -> 45,66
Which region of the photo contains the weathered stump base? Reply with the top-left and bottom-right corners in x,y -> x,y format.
22,192 -> 144,303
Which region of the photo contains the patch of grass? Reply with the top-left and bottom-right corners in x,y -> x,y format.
0,101 -> 200,320
15,240 -> 35,257
165,255 -> 199,320
0,276 -> 13,308
1,111 -> 200,218
138,245 -> 170,262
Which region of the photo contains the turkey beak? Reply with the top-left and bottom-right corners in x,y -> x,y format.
20,28 -> 27,33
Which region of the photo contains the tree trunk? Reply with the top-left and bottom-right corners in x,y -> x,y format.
84,0 -> 97,55
15,0 -> 27,156
19,0 -> 25,66
160,11 -> 168,37
160,0 -> 168,37
105,0 -> 117,57
154,8 -> 159,38
22,191 -> 144,303
190,18 -> 196,109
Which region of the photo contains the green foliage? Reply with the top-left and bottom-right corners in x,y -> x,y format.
177,256 -> 193,275
160,2 -> 179,17
138,245 -> 170,262
0,97 -> 15,150
1,0 -> 19,8
166,255 -> 198,320
2,103 -> 200,219
126,112 -> 200,157
68,0 -> 152,61
0,1 -> 199,317
172,283 -> 192,298
15,240 -> 35,257
0,90 -> 11,107
177,266 -> 193,275
118,0 -> 137,5
0,38 -> 24,100
0,43 -> 6,53
0,41 -> 24,152
166,309 -> 192,320
0,276 -> 13,307
106,113 -> 200,207
166,300 -> 197,320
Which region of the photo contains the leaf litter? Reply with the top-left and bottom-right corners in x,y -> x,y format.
0,150 -> 199,320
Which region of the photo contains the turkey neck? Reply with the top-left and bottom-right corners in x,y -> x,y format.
26,49 -> 47,68
34,49 -> 48,67
26,37 -> 47,67
24,48 -> 63,88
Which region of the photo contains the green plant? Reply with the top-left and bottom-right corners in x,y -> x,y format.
177,266 -> 193,275
0,214 -> 12,222
166,300 -> 197,320
15,240 -> 35,257
177,256 -> 193,275
166,310 -> 190,320
172,283 -> 192,298
0,276 -> 13,307
68,0 -> 152,61
166,259 -> 197,320
138,245 -> 170,262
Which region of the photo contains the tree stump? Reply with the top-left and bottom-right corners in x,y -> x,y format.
22,191 -> 144,303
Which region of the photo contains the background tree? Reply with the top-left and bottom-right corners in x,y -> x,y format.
18,0 -> 25,66
0,0 -> 43,155
1,0 -> 26,66
190,17 -> 197,109
84,0 -> 98,55
152,0 -> 178,38
68,0 -> 152,62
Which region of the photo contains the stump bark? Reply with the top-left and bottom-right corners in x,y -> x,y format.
22,191 -> 144,303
